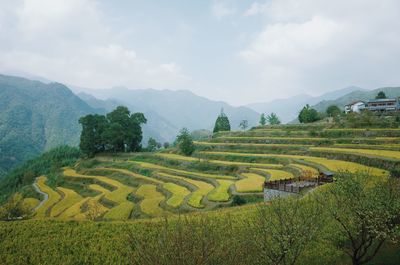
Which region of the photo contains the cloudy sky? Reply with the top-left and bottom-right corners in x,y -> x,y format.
0,0 -> 399,105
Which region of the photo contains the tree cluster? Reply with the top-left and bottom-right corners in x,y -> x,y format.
213,109 -> 231,133
298,104 -> 322,123
259,113 -> 281,126
79,106 -> 146,157
376,91 -> 387,99
175,128 -> 195,156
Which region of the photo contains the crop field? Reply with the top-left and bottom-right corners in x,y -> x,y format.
157,172 -> 214,208
310,147 -> 400,160
235,173 -> 266,193
34,176 -> 62,218
250,168 -> 294,181
163,182 -> 191,207
136,184 -> 167,217
27,125 -> 397,220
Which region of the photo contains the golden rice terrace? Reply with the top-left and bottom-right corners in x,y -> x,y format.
28,125 -> 399,220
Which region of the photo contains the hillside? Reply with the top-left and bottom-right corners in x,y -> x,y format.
1,123 -> 400,264
313,87 -> 400,112
246,86 -> 364,123
0,75 -> 95,178
14,124 -> 398,221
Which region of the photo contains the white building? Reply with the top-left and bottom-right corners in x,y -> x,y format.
344,101 -> 365,113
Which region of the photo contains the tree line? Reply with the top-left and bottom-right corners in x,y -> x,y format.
79,106 -> 147,157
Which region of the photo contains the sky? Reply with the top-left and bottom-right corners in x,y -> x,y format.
0,0 -> 400,105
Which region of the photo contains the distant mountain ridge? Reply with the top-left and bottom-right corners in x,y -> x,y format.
246,86 -> 365,123
72,86 -> 260,136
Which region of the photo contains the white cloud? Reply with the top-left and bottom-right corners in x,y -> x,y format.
243,2 -> 266,17
211,0 -> 236,19
240,0 -> 400,97
0,0 -> 189,89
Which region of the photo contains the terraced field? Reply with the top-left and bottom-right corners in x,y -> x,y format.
29,125 -> 397,220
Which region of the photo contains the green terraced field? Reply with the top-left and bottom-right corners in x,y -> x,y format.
26,124 -> 396,221
136,184 -> 166,217
235,173 -> 265,193
156,153 -> 284,169
131,161 -> 236,180
51,187 -> 83,217
310,147 -> 400,160
157,172 -> 214,208
208,180 -> 233,202
34,176 -> 61,218
250,168 -> 294,181
200,151 -> 389,177
163,183 -> 191,207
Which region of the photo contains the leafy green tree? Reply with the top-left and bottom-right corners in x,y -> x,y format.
376,91 -> 387,99
213,109 -> 231,133
326,105 -> 341,117
298,105 -> 321,123
267,113 -> 281,125
322,173 -> 400,265
239,120 -> 248,131
79,114 -> 107,157
259,113 -> 267,126
127,112 -> 147,152
147,137 -> 161,152
163,142 -> 170,149
79,106 -> 146,155
176,128 -> 195,156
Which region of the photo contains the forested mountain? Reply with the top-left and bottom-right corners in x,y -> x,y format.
0,74 -> 95,178
247,86 -> 364,123
312,87 -> 400,112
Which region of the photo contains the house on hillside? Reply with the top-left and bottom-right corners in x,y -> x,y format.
344,101 -> 365,113
365,98 -> 400,112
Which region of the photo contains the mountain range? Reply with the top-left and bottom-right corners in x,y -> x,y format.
246,86 -> 365,123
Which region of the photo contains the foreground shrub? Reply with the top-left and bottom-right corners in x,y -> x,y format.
244,197 -> 323,265
126,215 -> 244,265
321,173 -> 400,265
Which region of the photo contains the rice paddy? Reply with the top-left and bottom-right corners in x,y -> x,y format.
28,125 -> 397,220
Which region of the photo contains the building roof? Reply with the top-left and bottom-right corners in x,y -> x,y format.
345,100 -> 365,106
367,98 -> 398,103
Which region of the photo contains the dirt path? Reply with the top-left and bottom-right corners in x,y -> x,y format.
32,179 -> 49,211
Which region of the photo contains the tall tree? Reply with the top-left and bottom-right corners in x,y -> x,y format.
176,128 -> 195,156
79,114 -> 107,157
213,109 -> 231,133
127,113 -> 147,152
267,113 -> 281,125
239,120 -> 248,131
326,105 -> 341,117
147,137 -> 161,152
375,91 -> 387,99
259,113 -> 267,126
298,105 -> 320,123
